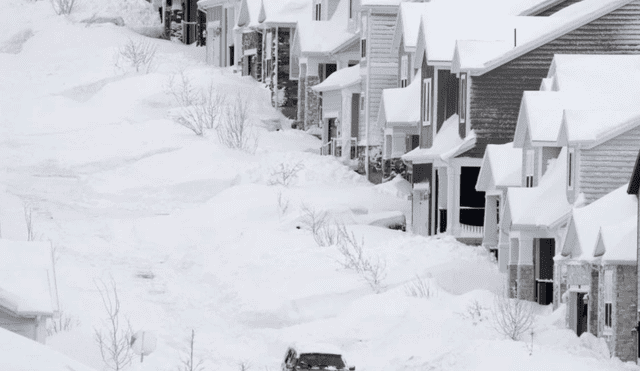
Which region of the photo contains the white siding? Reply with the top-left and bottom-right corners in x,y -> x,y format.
322,91 -> 342,119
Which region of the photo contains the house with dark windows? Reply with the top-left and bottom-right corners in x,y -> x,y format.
197,0 -> 242,67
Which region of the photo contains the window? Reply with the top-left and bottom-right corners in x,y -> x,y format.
422,78 -> 432,126
361,16 -> 367,58
568,148 -> 575,190
604,270 -> 613,329
459,73 -> 467,124
349,0 -> 354,19
400,55 -> 408,88
525,149 -> 534,187
314,0 -> 322,21
496,198 -> 500,224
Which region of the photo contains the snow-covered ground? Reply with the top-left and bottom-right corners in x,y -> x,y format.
0,1 -> 638,371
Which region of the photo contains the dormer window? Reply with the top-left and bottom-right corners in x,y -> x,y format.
314,0 -> 322,21
525,149 -> 534,187
422,78 -> 432,126
400,55 -> 408,88
568,147 -> 575,190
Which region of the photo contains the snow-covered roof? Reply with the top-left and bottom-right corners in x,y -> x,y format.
561,185 -> 637,262
505,147 -> 570,229
594,217 -> 637,265
452,0 -> 635,75
378,70 -> 421,126
237,0 -> 265,28
401,114 -> 466,164
559,110 -> 640,148
312,65 -> 361,92
262,0 -> 312,26
360,0 -> 403,7
392,2 -> 430,53
294,0 -> 356,55
198,0 -> 232,9
0,239 -> 58,316
476,142 -> 522,192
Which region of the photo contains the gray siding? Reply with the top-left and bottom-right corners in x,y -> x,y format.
577,125 -> 640,204
0,309 -> 37,342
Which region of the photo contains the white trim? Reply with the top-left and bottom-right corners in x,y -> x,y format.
244,48 -> 257,56
568,147 -> 575,191
422,78 -> 432,127
207,21 -> 221,29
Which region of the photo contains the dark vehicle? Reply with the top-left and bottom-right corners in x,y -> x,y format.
282,344 -> 355,371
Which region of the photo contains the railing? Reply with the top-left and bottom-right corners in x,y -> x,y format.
320,138 -> 358,158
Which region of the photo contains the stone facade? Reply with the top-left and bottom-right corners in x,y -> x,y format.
276,27 -> 298,120
297,64 -> 307,126
607,265 -> 637,362
589,267 -> 599,336
517,265 -> 535,301
305,75 -> 321,129
508,264 -> 518,298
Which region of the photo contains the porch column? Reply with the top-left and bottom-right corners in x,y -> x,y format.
517,235 -> 535,302
304,60 -> 321,129
482,195 -> 499,249
447,164 -> 457,235
508,237 -> 519,299
341,90 -> 353,160
297,63 -> 307,126
589,266 -> 598,336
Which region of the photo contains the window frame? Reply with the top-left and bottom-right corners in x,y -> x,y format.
314,0 -> 322,21
604,269 -> 613,330
568,147 -> 575,190
400,55 -> 408,88
459,72 -> 468,125
525,149 -> 534,188
361,15 -> 367,59
422,78 -> 432,127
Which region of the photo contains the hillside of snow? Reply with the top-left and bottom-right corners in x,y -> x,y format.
0,1 -> 638,371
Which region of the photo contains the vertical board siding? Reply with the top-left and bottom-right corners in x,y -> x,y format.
466,1 -> 640,159
578,125 -> 640,204
365,12 -> 399,146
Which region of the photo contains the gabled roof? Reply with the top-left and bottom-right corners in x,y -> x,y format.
0,239 -> 58,317
262,0 -> 312,26
476,142 -> 522,192
237,0 -> 265,28
451,0 -> 634,75
504,147 -> 570,229
391,2 -> 430,54
558,110 -> 640,148
312,64 -> 361,92
594,217 -> 637,265
560,184 -> 637,261
628,149 -> 640,195
378,69 -> 421,126
293,0 -> 356,56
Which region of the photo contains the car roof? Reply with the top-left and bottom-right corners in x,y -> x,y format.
292,343 -> 344,356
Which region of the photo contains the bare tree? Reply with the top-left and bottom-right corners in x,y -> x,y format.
217,94 -> 256,152
491,285 -> 535,340
50,0 -> 77,15
94,278 -> 134,371
178,329 -> 205,371
167,74 -> 226,136
115,38 -> 157,74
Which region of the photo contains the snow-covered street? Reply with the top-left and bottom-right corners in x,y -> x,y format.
0,1 -> 637,371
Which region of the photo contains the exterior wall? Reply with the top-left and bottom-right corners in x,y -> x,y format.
297,63 -> 308,125
419,59 -> 434,149
553,261 -> 568,310
275,27 -> 298,120
466,1 -> 640,159
576,125 -> 640,205
0,309 -> 44,343
362,11 -> 399,147
205,6 -> 223,65
322,90 -> 342,119
305,76 -> 322,128
589,266 -> 599,336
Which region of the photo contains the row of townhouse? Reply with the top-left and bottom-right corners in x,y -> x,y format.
479,53 -> 640,361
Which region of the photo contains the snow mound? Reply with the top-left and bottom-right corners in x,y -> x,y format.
374,175 -> 412,200
0,29 -> 34,54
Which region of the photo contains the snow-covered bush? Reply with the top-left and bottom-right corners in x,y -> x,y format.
94,278 -> 134,371
114,37 -> 157,74
404,274 -> 435,299
217,94 -> 257,152
167,73 -> 226,136
491,286 -> 535,340
276,190 -> 290,217
50,0 -> 77,15
46,311 -> 80,336
300,203 -> 330,241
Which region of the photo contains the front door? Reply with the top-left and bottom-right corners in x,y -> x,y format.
577,292 -> 588,336
535,238 -> 555,305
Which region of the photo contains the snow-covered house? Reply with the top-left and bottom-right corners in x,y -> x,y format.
259,0 -> 312,119
292,0 -> 361,130
0,240 -> 59,344
558,185 -> 638,362
312,64 -> 361,159
502,54 -> 640,305
198,0 -> 242,67
403,0 -> 640,241
474,142 -> 522,265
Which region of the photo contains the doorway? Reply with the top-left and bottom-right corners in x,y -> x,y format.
534,238 -> 555,305
577,292 -> 588,336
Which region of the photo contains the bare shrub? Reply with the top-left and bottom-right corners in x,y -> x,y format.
360,256 -> 387,294
51,0 -> 77,15
114,38 -> 157,74
267,161 -> 304,187
491,286 -> 535,340
404,274 -> 435,299
299,204 -> 329,239
217,94 -> 256,152
24,205 -> 36,241
94,278 -> 134,371
276,190 -> 290,217
46,310 -> 80,336
167,73 -> 226,136
178,329 -> 205,371
237,361 -> 252,371
458,299 -> 489,325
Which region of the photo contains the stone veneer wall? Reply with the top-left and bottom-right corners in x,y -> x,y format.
277,27 -> 298,120
517,265 -> 535,301
242,32 -> 262,80
305,76 -> 321,129
589,266 -> 599,336
297,64 -> 307,126
612,265 -> 637,362
508,264 -> 518,299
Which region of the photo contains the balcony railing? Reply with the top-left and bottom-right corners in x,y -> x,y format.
459,223 -> 484,238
